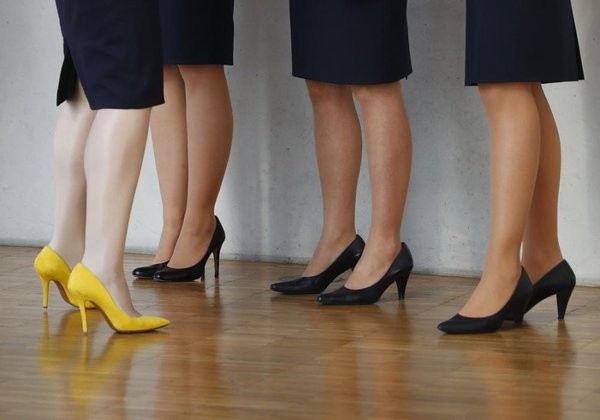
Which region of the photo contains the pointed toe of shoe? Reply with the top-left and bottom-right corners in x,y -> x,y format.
270,277 -> 326,295
270,283 -> 284,292
117,316 -> 170,333
144,316 -> 170,330
132,262 -> 168,279
437,316 -> 460,333
437,314 -> 503,335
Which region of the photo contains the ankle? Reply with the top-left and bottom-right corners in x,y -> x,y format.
482,257 -> 522,284
522,250 -> 563,283
364,232 -> 402,256
47,240 -> 84,269
319,229 -> 357,248
180,214 -> 216,238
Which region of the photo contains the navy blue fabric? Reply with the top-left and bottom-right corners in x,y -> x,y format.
55,0 -> 164,110
466,0 -> 584,86
290,0 -> 412,85
159,0 -> 234,65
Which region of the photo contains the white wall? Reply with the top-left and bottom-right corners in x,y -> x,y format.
1,1 -> 598,285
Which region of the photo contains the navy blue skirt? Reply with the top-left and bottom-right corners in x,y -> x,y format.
290,0 -> 412,85
466,0 -> 584,86
159,0 -> 234,65
55,0 -> 164,110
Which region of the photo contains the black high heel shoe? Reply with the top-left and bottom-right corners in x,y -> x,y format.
509,260 -> 576,320
270,235 -> 365,295
437,269 -> 533,334
153,217 -> 225,283
132,262 -> 169,279
317,243 -> 413,305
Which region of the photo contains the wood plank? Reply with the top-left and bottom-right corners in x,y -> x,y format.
0,246 -> 599,419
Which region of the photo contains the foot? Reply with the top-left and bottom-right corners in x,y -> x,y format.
168,215 -> 216,269
344,238 -> 402,290
303,231 -> 358,276
458,262 -> 522,318
80,264 -> 140,318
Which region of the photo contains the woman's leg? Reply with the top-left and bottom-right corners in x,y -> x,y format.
166,65 -> 233,268
459,82 -> 541,317
343,82 -> 412,289
48,83 -> 95,268
521,84 -> 564,282
303,80 -> 362,276
149,65 -> 189,264
81,108 -> 152,316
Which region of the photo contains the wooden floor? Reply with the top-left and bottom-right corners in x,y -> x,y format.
1,246 -> 599,419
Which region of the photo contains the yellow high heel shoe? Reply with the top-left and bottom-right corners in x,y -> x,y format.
34,246 -> 93,309
68,264 -> 170,334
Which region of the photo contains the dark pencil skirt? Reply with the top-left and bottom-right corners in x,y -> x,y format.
55,0 -> 164,110
465,0 -> 584,86
290,0 -> 412,85
159,0 -> 235,65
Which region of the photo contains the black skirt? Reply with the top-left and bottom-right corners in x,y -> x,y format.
290,0 -> 412,85
55,0 -> 164,110
159,0 -> 234,65
466,0 -> 584,86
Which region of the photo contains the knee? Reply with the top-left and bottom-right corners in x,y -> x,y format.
478,84 -> 508,108
478,82 -> 534,110
305,80 -> 352,108
351,85 -> 378,106
178,64 -> 225,86
351,82 -> 401,108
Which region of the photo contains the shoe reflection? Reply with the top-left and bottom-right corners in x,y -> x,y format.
38,311 -> 167,418
441,325 -> 574,419
241,302 -> 415,418
142,278 -> 234,417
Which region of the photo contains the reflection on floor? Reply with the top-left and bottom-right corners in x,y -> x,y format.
1,246 -> 599,419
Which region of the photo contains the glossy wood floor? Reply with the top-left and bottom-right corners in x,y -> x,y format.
1,246 -> 599,419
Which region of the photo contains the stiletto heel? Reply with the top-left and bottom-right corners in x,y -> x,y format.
317,243 -> 413,305
154,216 -> 225,283
270,235 -> 366,295
556,286 -> 574,320
33,246 -> 94,309
438,269 -> 533,334
40,275 -> 50,309
78,302 -> 88,334
68,264 -> 169,333
213,245 -> 221,278
395,268 -> 411,300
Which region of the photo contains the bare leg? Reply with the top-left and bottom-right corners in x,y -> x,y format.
150,65 -> 188,264
459,83 -> 540,317
81,108 -> 152,316
48,83 -> 95,268
521,84 -> 564,282
167,65 -> 233,268
344,82 -> 412,289
303,80 -> 362,276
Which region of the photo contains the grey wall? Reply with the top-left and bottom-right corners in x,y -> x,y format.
1,1 -> 599,284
